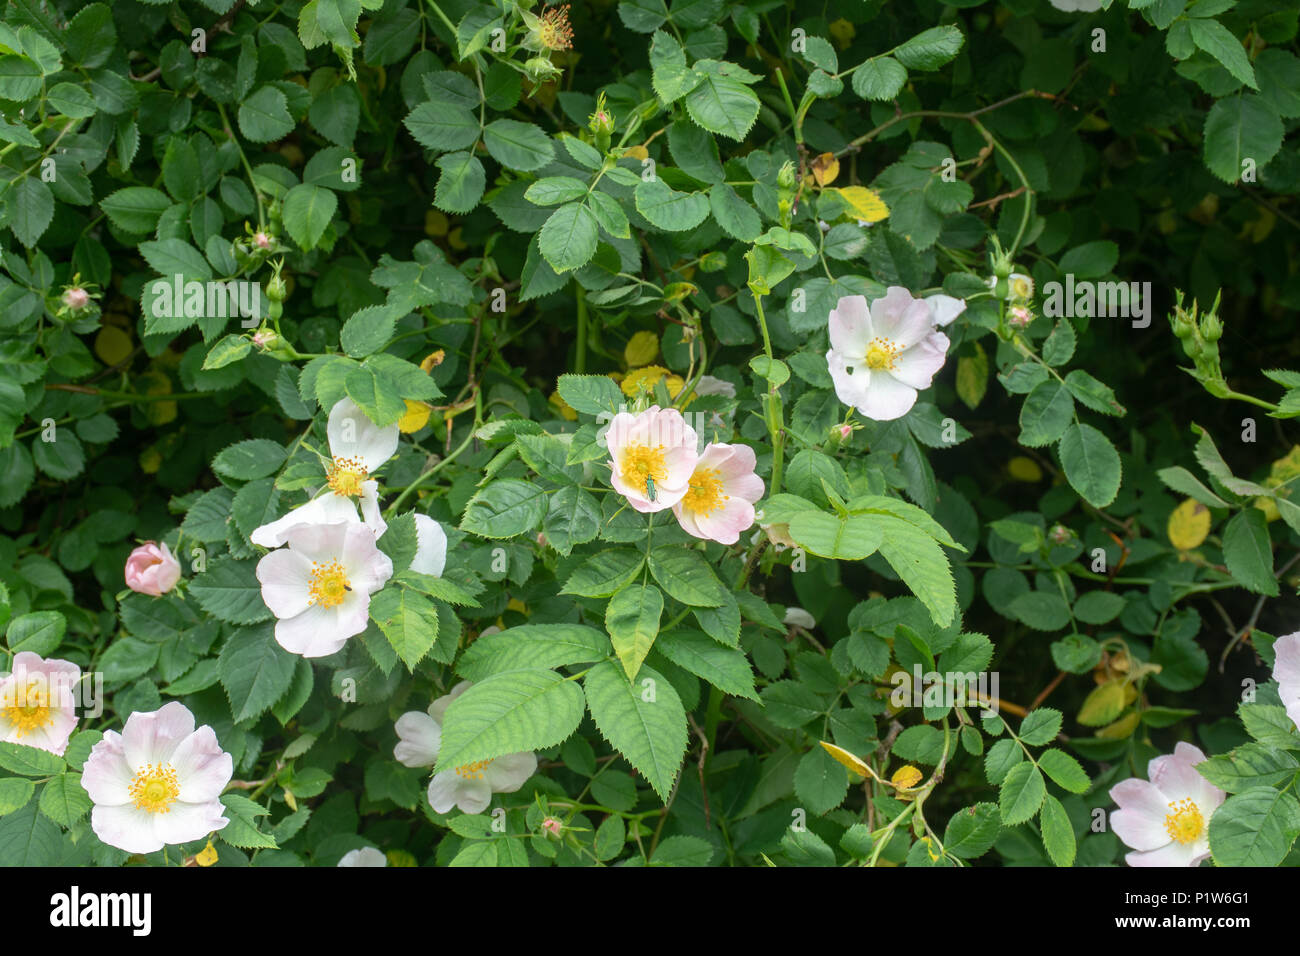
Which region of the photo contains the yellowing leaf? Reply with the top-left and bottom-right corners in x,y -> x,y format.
810,152 -> 840,187
420,349 -> 445,373
1095,710 -> 1141,740
820,740 -> 871,778
1077,681 -> 1127,728
891,764 -> 923,789
424,209 -> 448,237
195,840 -> 219,867
624,330 -> 659,368
94,325 -> 133,366
1167,498 -> 1211,550
397,400 -> 431,433
387,849 -> 417,867
956,341 -> 988,410
833,185 -> 889,223
548,391 -> 577,421
622,145 -> 649,161
1007,455 -> 1043,482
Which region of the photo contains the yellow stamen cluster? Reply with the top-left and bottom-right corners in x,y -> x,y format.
680,466 -> 728,517
864,337 -> 901,371
2,682 -> 52,737
308,559 -> 351,609
327,455 -> 368,497
538,4 -> 573,50
455,758 -> 495,780
1163,798 -> 1204,845
621,444 -> 667,491
129,763 -> 180,814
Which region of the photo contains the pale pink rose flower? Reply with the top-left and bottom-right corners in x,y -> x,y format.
825,289 -> 952,421
0,652 -> 81,755
409,514 -> 448,578
82,702 -> 232,854
1272,632 -> 1300,732
672,442 -> 764,545
124,541 -> 182,596
1108,742 -> 1225,867
255,521 -> 393,658
604,405 -> 699,513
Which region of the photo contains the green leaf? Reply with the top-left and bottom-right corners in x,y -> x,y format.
635,179 -> 710,231
1018,381 -> 1074,447
238,85 -> 295,142
794,744 -> 849,815
38,773 -> 91,828
606,583 -> 663,680
6,611 -> 66,655
1188,18 -> 1257,89
461,479 -> 547,538
1222,508 -> 1278,596
190,556 -> 272,625
212,438 -> 287,480
685,70 -> 759,140
340,304 -> 400,358
1039,794 -> 1076,867
647,546 -> 726,607
999,761 -> 1046,825
1058,423 -> 1122,507
434,668 -> 586,772
876,516 -> 957,627
943,803 -> 1000,859
482,119 -> 554,171
894,25 -> 964,71
403,101 -> 479,152
556,373 -> 623,416
218,625 -> 297,723
852,56 -> 907,100
457,623 -> 610,682
1038,749 -> 1091,794
1019,708 -> 1063,746
1202,94 -> 1284,183
6,177 -> 52,247
583,660 -> 687,801
0,742 -> 66,777
0,802 -> 63,864
538,202 -> 598,272
655,629 -> 757,699
1208,787 -> 1300,866
434,150 -> 486,214
282,183 -> 338,251
370,586 -> 441,670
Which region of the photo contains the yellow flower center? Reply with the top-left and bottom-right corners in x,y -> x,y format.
455,758 -> 495,780
680,466 -> 728,517
1011,276 -> 1034,299
129,763 -> 180,814
1163,798 -> 1205,845
864,337 -> 900,371
2,681 -> 52,737
308,559 -> 351,609
327,455 -> 368,498
538,4 -> 573,50
621,443 -> 667,492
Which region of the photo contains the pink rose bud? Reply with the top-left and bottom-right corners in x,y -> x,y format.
541,817 -> 562,838
838,424 -> 853,438
124,541 -> 182,597
1009,306 -> 1032,329
1049,524 -> 1071,545
254,232 -> 272,250
62,287 -> 89,310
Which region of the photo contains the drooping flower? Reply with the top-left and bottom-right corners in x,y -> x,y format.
251,398 -> 398,548
124,541 -> 182,597
825,289 -> 953,421
393,682 -> 537,815
1108,742 -> 1225,867
338,847 -> 387,867
255,521 -> 394,658
409,514 -> 448,578
604,405 -> 699,513
1272,632 -> 1300,732
0,652 -> 81,756
82,702 -> 232,855
672,442 -> 764,545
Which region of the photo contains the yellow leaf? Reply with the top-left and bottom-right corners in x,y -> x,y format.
810,152 -> 840,187
195,840 -> 219,867
549,391 -> 577,421
424,209 -> 449,238
386,849 -> 418,867
622,145 -> 649,161
94,325 -> 133,367
1167,498 -> 1211,550
138,371 -> 177,426
1077,681 -> 1127,728
1095,710 -> 1141,740
397,400 -> 431,434
420,349 -> 445,373
819,740 -> 871,779
139,446 -> 162,474
956,341 -> 988,410
623,330 -> 659,368
833,186 -> 889,223
891,764 -> 923,789
1007,455 -> 1043,482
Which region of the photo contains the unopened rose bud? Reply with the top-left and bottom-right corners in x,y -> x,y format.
1048,523 -> 1072,545
1008,305 -> 1033,329
254,231 -> 273,250
62,287 -> 89,310
124,541 -> 182,597
541,816 -> 563,838
252,327 -> 279,349
1201,313 -> 1223,343
777,161 -> 796,190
